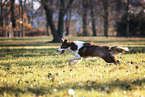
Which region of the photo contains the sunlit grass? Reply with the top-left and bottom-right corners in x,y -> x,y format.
0,36 -> 145,97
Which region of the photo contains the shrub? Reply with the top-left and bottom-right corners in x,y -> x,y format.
25,28 -> 47,36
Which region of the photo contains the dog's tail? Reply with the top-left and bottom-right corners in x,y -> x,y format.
111,46 -> 129,55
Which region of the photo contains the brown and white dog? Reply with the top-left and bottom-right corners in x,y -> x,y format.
57,39 -> 129,65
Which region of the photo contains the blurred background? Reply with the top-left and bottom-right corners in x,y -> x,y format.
0,0 -> 145,42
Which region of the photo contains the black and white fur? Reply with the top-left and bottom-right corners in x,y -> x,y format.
57,39 -> 129,65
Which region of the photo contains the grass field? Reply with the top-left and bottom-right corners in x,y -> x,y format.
0,36 -> 145,97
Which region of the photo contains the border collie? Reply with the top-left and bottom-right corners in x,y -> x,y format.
57,39 -> 129,65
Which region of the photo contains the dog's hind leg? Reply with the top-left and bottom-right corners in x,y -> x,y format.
75,58 -> 83,65
69,58 -> 82,66
115,60 -> 120,65
111,55 -> 120,65
102,52 -> 120,65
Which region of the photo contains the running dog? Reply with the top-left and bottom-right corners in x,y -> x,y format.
57,39 -> 129,65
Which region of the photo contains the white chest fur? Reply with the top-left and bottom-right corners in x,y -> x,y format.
70,41 -> 84,57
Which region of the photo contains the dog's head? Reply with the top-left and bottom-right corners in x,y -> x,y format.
57,39 -> 70,54
57,38 -> 78,54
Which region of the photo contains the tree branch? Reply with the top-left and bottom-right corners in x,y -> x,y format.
64,0 -> 74,13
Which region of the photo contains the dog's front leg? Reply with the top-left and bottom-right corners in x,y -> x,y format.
68,56 -> 81,66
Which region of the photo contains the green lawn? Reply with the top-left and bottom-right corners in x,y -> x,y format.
0,36 -> 145,97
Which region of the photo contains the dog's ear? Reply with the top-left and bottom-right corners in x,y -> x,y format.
61,38 -> 64,43
61,38 -> 68,43
64,39 -> 68,43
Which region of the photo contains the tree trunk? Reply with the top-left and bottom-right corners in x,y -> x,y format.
46,0 -> 53,36
57,12 -> 64,38
90,0 -> 96,36
0,0 -> 3,27
42,1 -> 60,42
126,0 -> 129,37
65,13 -> 69,36
65,10 -> 71,36
46,22 -> 49,36
31,0 -> 34,27
58,0 -> 74,37
103,0 -> 109,38
41,0 -> 74,42
21,0 -> 24,37
19,0 -> 21,38
10,0 -> 15,38
19,0 -> 24,38
11,0 -> 15,28
45,9 -> 49,36
82,0 -> 88,36
57,0 -> 65,38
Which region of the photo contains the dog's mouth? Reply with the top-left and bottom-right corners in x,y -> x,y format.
61,50 -> 65,55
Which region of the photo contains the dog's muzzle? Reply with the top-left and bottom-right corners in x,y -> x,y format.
57,48 -> 65,54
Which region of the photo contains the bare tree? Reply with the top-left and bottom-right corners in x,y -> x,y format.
8,0 -> 15,38
41,0 -> 60,42
11,0 -> 15,28
0,0 -> 3,27
57,0 -> 74,38
0,0 -> 9,27
41,0 -> 74,42
90,0 -> 97,36
82,0 -> 89,36
57,0 -> 65,38
103,0 -> 109,38
65,9 -> 71,36
126,0 -> 129,37
19,0 -> 24,38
